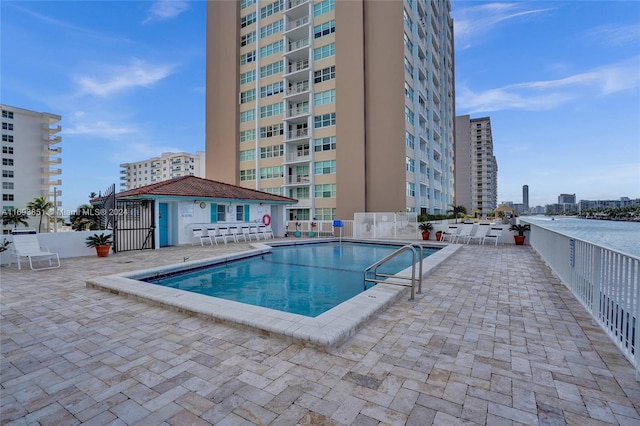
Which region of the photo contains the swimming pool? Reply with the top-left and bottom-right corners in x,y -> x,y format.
87,239 -> 461,347
142,242 -> 438,317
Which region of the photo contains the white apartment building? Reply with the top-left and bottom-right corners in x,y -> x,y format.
206,0 -> 455,219
1,104 -> 62,232
119,151 -> 206,190
454,115 -> 498,217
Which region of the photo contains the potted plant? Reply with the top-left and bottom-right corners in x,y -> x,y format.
509,223 -> 531,245
418,222 -> 433,240
85,232 -> 113,257
435,230 -> 444,241
294,221 -> 301,238
308,221 -> 317,238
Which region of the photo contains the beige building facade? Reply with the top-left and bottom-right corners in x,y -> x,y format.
454,115 -> 497,217
206,0 -> 455,221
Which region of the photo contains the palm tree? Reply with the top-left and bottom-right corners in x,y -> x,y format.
27,196 -> 54,233
70,204 -> 100,231
2,209 -> 29,229
447,204 -> 467,223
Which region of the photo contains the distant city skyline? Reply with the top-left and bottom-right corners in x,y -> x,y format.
1,1 -> 638,212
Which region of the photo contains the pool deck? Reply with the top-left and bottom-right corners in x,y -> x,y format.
2,241 -> 639,425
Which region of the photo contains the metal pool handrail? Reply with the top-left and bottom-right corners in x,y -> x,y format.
363,243 -> 425,300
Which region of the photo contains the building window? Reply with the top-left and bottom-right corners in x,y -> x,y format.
2,134 -> 13,143
403,8 -> 413,30
261,19 -> 283,38
260,60 -> 284,78
405,106 -> 414,125
314,113 -> 336,128
240,12 -> 256,28
313,0 -> 335,16
2,182 -> 14,189
240,129 -> 256,142
240,169 -> 256,181
2,146 -> 13,154
406,182 -> 415,197
2,158 -> 13,166
240,109 -> 256,123
240,50 -> 256,65
240,89 -> 256,103
261,187 -> 284,196
313,66 -> 335,83
313,43 -> 335,61
260,145 -> 284,158
260,124 -> 283,138
405,131 -> 415,149
260,0 -> 283,19
260,166 -> 283,179
2,123 -> 13,131
260,82 -> 284,98
314,20 -> 335,38
314,183 -> 336,198
314,136 -> 336,152
406,157 -> 415,172
235,205 -> 246,221
2,194 -> 14,201
216,204 -> 226,222
260,40 -> 283,58
314,207 -> 336,220
313,89 -> 335,105
260,102 -> 284,118
240,70 -> 256,85
1,110 -> 13,119
240,149 -> 256,162
405,81 -> 414,101
404,57 -> 414,76
404,32 -> 413,53
314,160 -> 336,175
240,0 -> 255,9
295,187 -> 310,199
240,31 -> 256,46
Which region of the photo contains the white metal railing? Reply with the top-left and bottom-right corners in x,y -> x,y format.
287,59 -> 309,74
285,82 -> 309,95
287,16 -> 309,31
286,0 -> 308,10
527,222 -> 640,379
288,38 -> 309,52
286,129 -> 309,139
285,174 -> 309,184
287,106 -> 309,117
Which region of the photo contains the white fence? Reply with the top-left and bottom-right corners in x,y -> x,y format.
353,212 -> 418,240
527,222 -> 639,379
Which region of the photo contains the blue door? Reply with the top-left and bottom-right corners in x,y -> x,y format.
159,203 -> 169,247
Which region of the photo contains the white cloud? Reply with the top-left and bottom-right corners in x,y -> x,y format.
457,57 -> 640,114
64,111 -> 138,137
74,59 -> 176,97
453,2 -> 553,50
588,24 -> 640,47
144,0 -> 189,24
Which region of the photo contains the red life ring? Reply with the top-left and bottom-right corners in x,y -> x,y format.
262,214 -> 271,226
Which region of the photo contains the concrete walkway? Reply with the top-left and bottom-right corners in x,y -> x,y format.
1,242 -> 639,425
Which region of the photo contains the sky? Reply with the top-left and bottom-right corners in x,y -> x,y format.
1,0 -> 639,213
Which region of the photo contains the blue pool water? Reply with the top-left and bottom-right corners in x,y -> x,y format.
144,242 -> 438,317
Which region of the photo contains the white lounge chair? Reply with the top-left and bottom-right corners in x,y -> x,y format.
192,228 -> 212,246
482,227 -> 503,246
9,228 -> 60,270
453,223 -> 474,243
466,224 -> 490,244
442,225 -> 459,242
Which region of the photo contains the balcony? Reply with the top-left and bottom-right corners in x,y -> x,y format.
284,59 -> 310,79
285,151 -> 310,164
45,136 -> 62,145
287,38 -> 309,53
46,168 -> 62,176
45,157 -> 62,166
43,124 -> 62,135
42,179 -> 62,188
285,128 -> 309,141
284,0 -> 309,20
284,81 -> 310,101
285,16 -> 309,39
47,146 -> 62,155
285,174 -> 310,185
285,105 -> 310,119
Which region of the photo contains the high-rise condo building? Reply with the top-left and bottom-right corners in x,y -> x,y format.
454,115 -> 497,217
1,105 -> 62,233
205,0 -> 455,221
120,151 -> 206,190
522,184 -> 529,212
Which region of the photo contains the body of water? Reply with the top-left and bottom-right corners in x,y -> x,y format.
521,216 -> 640,257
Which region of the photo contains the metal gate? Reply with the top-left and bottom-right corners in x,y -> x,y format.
113,199 -> 155,253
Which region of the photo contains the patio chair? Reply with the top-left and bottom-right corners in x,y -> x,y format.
453,223 -> 474,243
441,225 -> 459,242
9,228 -> 61,270
482,227 -> 503,246
192,228 -> 212,246
241,227 -> 252,242
260,226 -> 274,239
207,227 -> 226,245
466,224 -> 490,244
232,227 -> 246,242
250,226 -> 262,240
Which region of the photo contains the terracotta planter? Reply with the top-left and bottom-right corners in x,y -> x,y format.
513,235 -> 526,245
95,245 -> 111,257
436,232 -> 443,241
421,232 -> 430,240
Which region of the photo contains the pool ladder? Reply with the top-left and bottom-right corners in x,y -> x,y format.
363,243 -> 425,301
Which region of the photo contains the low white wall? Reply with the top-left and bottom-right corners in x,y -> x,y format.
0,230 -> 112,263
